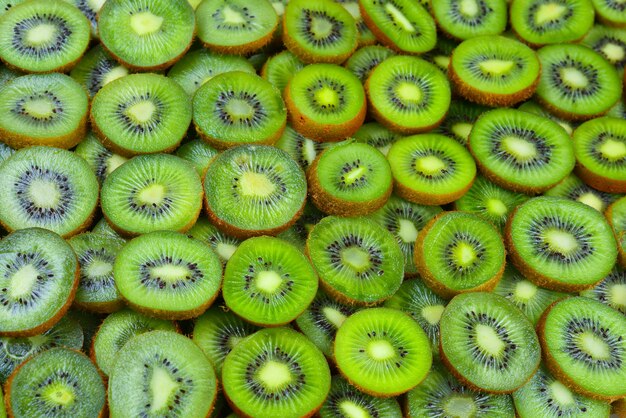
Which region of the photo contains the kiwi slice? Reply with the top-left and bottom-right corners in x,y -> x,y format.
114,230 -> 222,320
449,35 -> 540,107
6,347 -> 105,417
365,55 -> 451,134
370,195 -> 442,276
66,309 -> 102,352
64,0 -> 104,37
344,45 -> 394,82
320,375 -> 403,418
455,176 -> 529,231
0,146 -> 98,238
100,153 -> 203,236
619,231 -> 626,268
0,0 -> 90,73
334,307 -> 432,396
91,218 -> 124,240
70,44 -> 129,98
203,145 -> 307,239
432,0 -> 508,40
0,0 -> 24,17
222,327 -> 331,417
545,173 -> 619,212
359,0 -> 436,54
91,73 -> 192,157
285,63 -> 366,142
91,309 -> 177,377
74,132 -> 128,185
538,296 -> 626,401
435,100 -> 489,145
192,305 -> 259,375
0,143 -> 14,165
108,330 -> 217,418
580,268 -> 626,316
0,316 -> 83,383
468,108 -> 575,193
306,216 -> 404,305
0,73 -> 88,149
535,44 -> 622,120
513,366 -> 611,418
353,122 -> 402,156
591,0 -> 626,27
275,125 -> 329,170
276,203 -> 326,251
518,100 -> 576,135
510,0 -> 595,46
175,137 -> 218,177
283,0 -> 357,64
440,292 -> 541,393
583,25 -> 626,74
196,0 -> 278,55
607,195 -> 626,234
223,236 -> 318,326
0,64 -> 20,88
193,71 -> 287,149
261,50 -> 305,93
168,49 -> 256,97
294,289 -> 359,357
187,218 -> 240,267
386,134 -> 477,205
406,364 -> 516,418
424,36 -> 457,75
336,1 -> 377,47
506,197 -> 617,291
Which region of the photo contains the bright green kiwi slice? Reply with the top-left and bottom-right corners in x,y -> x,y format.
0,146 -> 98,237
306,216 -> 404,305
0,316 -> 83,383
334,307 -> 432,396
91,218 -> 124,240
580,268 -> 626,316
431,0 -> 508,40
608,195 -> 626,234
539,296 -> 626,401
0,0 -> 90,73
65,309 -> 102,352
535,44 -> 622,120
591,0 -> 626,27
469,108 -> 575,193
406,364 -> 516,418
91,73 -> 192,156
440,292 -> 541,393
186,218 -> 240,267
582,25 -> 626,72
100,153 -> 202,236
91,309 -> 177,377
70,44 -> 129,98
345,45 -> 395,83
513,366 -> 611,418
518,100 -> 576,135
74,132 -> 128,185
359,0 -> 436,54
276,203 -> 326,251
366,56 -> 451,134
222,327 -> 331,417
275,125 -> 329,170
261,50 -> 304,93
175,138 -> 218,177
98,0 -> 195,70
64,0 -> 104,37
545,173 -> 619,212
353,122 -> 402,156
203,145 -> 307,238
6,348 -> 105,417
320,375 -> 403,418
108,330 -> 217,418
113,230 -> 222,319
435,100 -> 489,145
506,197 -> 617,291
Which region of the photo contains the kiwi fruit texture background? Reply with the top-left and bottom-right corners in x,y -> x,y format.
1,0 -> 626,417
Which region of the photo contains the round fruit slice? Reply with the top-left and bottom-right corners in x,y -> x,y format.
544,173 -> 618,213
320,375 -> 402,418
74,132 -> 128,185
580,268 -> 626,316
70,44 -> 130,98
431,0 -> 508,40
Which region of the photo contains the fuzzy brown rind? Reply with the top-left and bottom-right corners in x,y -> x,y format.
575,162 -> 626,193
193,119 -> 286,151
0,112 -> 87,150
223,386 -> 321,418
119,289 -> 219,321
200,19 -> 275,57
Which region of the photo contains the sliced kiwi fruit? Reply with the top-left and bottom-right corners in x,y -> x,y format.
0,0 -> 90,73
203,145 -> 307,239
440,291 -> 541,393
431,0 -> 508,40
91,309 -> 177,377
607,195 -> 626,234
0,316 -> 83,383
359,0 -> 436,54
345,44 -> 395,82
545,173 -> 619,212
276,203 -> 326,251
91,218 -> 124,240
582,25 -> 626,74
100,153 -> 203,236
306,216 -> 404,305
0,63 -> 20,88
353,122 -> 402,156
580,268 -> 626,316
114,230 -> 222,320
0,146 -> 98,238
591,0 -> 626,27
0,0 -> 25,17
506,197 -> 617,291
435,99 -> 489,145
64,0 -> 104,37
91,73 -> 192,157
370,195 -> 442,276
468,108 -> 575,193
449,35 -> 540,107
196,0 -> 278,55
175,137 -> 218,177
108,330 -> 217,418
336,0 -> 377,47
70,44 -> 129,98
193,71 -> 287,149
538,296 -> 626,401
386,134 -> 477,205
510,0 -> 595,46
424,36 -> 458,75
5,347 -> 105,417
261,50 -> 305,94
334,307 -> 432,396
285,63 -> 366,142
518,99 -> 577,135
535,44 -> 622,121
66,309 -> 102,352
0,143 -> 14,165
275,125 -> 329,170
0,73 -> 88,149
406,364 -> 516,418
222,327 -> 331,417
168,49 -> 256,97
365,55 -> 451,134
74,132 -> 128,185
320,375 -> 403,418
187,218 -> 240,267
513,366 -> 611,418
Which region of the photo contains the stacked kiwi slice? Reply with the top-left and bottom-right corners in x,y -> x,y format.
1,0 -> 626,416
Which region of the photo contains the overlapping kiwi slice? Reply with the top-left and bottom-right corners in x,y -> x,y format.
583,25 -> 626,74
580,268 -> 626,316
320,375 -> 403,418
70,45 -> 129,98
435,100 -> 489,145
275,125 -> 329,170
345,45 -> 396,83
353,122 -> 402,156
545,173 -> 619,212
606,195 -> 626,235
260,50 -> 304,93
518,100 -> 576,135
431,0 -> 508,40
187,218 -> 240,267
175,138 -> 218,177
74,132 -> 128,185
590,0 -> 626,27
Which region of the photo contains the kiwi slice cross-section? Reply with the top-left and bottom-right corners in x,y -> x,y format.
607,195 -> 626,235
175,138 -> 218,178
70,44 -> 129,98
518,99 -> 577,135
345,45 -> 396,83
591,0 -> 626,27
353,122 -> 402,156
187,218 -> 240,267
320,375 -> 403,418
544,173 -> 619,212
261,50 -> 305,93
74,132 -> 128,185
65,0 -> 104,37
275,125 -> 329,170
580,268 -> 626,316
431,0 -> 508,40
435,100 -> 489,145
583,25 -> 626,74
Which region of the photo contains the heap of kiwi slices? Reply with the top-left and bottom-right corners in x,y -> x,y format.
2,0 -> 626,416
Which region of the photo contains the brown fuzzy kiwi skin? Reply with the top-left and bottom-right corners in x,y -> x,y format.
193,119 -> 286,151
413,212 -> 505,299
575,163 -> 626,193
223,389 -> 320,418
0,111 -> 88,150
612,398 -> 626,417
393,172 -> 475,206
119,290 -> 219,321
200,17 -> 276,57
